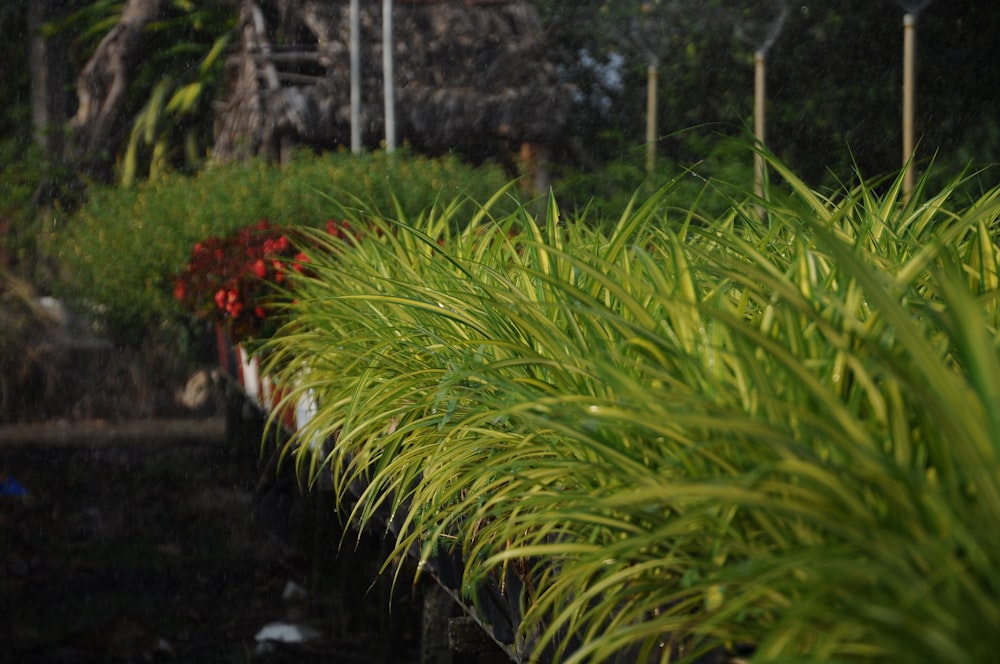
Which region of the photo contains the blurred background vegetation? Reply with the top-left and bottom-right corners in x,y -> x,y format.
47,150 -> 511,340
537,0 -> 1000,185
2,0 -> 999,338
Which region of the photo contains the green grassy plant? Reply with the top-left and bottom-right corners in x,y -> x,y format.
263,158 -> 1000,663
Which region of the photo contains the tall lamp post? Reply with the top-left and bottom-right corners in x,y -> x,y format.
894,0 -> 936,203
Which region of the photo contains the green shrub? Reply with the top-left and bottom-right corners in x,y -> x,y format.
43,149 -> 511,339
265,158 -> 1000,663
553,133 -> 754,225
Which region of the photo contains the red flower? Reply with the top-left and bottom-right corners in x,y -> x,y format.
176,217 -> 374,344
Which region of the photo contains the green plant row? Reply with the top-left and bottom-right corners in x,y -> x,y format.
262,158 -> 1000,663
43,150 -> 511,338
552,132 -> 754,224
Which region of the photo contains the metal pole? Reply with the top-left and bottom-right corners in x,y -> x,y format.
754,50 -> 766,217
645,64 -> 658,175
350,0 -> 361,153
383,0 -> 396,152
902,13 -> 916,201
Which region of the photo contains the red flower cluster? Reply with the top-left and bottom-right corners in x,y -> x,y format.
174,219 -> 319,343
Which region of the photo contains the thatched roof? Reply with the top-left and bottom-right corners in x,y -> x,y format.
213,0 -> 572,163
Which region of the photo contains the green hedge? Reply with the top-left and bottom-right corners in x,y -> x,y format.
552,135 -> 755,225
44,150 -> 512,338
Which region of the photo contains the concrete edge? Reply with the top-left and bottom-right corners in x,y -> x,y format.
0,417 -> 227,446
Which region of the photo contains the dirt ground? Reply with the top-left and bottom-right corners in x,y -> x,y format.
0,415 -> 425,663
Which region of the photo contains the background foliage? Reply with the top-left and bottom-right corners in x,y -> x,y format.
56,0 -> 237,183
4,1 -> 998,199
0,0 -> 42,273
44,150 -> 511,341
539,0 -> 1000,189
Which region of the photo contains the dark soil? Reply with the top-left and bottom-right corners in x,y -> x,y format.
0,416 -> 425,663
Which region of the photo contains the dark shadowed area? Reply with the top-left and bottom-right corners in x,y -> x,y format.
0,377 -> 425,663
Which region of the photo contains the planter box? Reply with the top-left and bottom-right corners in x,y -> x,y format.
215,327 -> 301,431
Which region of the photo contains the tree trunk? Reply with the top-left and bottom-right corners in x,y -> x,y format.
28,1 -> 71,162
69,0 -> 167,177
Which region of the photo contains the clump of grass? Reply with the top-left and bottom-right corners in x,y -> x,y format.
264,158 -> 1000,663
